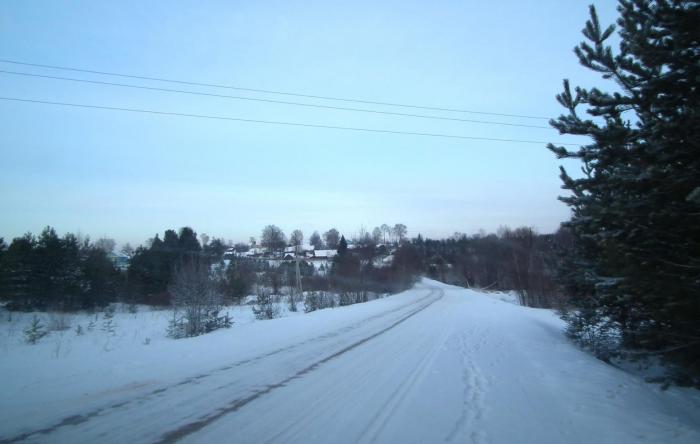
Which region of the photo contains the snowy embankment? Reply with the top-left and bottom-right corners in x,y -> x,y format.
1,279 -> 700,444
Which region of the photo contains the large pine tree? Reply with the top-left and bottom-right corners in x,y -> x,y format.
549,0 -> 699,383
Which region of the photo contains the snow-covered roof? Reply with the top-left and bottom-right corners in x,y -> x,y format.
314,249 -> 337,258
107,251 -> 130,260
236,247 -> 264,256
285,244 -> 315,253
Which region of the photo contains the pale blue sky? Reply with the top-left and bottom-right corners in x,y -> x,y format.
0,0 -> 619,246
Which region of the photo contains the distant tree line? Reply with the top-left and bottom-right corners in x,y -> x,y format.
0,227 -> 122,310
0,223 -> 567,314
0,223 -> 425,311
419,227 -> 568,307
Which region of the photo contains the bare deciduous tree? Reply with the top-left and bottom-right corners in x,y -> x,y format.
120,242 -> 134,257
289,229 -> 304,250
393,224 -> 407,245
324,228 -> 340,250
94,237 -> 116,253
380,224 -> 391,244
168,259 -> 229,338
261,225 -> 286,254
309,231 -> 323,249
372,227 -> 382,244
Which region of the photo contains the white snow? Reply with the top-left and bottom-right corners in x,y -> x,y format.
1,279 -> 699,443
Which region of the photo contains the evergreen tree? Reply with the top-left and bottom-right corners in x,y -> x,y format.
0,234 -> 36,308
178,227 -> 201,253
252,287 -> 280,320
24,315 -> 47,344
222,258 -> 256,303
32,228 -> 84,309
337,235 -> 348,256
0,228 -> 122,310
127,227 -> 206,305
203,237 -> 228,262
548,1 -> 700,382
101,305 -> 117,335
150,234 -> 164,250
162,230 -> 179,253
80,246 -> 121,308
331,235 -> 361,303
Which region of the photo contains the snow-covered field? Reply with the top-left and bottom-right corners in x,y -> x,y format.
1,279 -> 699,443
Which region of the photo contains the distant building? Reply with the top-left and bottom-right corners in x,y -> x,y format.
222,243 -> 339,266
312,249 -> 337,259
107,251 -> 130,271
285,244 -> 315,255
224,247 -> 266,260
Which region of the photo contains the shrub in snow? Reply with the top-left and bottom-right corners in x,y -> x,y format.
339,292 -> 357,307
304,292 -> 320,313
252,288 -> 280,320
101,305 -> 117,335
103,305 -> 116,318
24,315 -> 48,344
47,313 -> 71,332
167,259 -> 231,339
167,312 -> 186,339
304,291 -> 335,313
167,309 -> 231,339
52,336 -> 64,359
205,309 -> 232,331
75,324 -> 84,336
562,309 -> 618,362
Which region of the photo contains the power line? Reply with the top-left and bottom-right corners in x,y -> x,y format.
0,96 -> 578,145
0,59 -> 552,121
0,70 -> 552,130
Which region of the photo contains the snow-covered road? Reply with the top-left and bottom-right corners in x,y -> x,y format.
2,280 -> 700,444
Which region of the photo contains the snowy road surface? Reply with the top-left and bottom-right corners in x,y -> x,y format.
2,280 -> 700,443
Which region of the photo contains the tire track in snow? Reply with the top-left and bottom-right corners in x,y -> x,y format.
357,292 -> 451,444
445,326 -> 489,444
254,296 -> 448,444
0,291 -> 439,444
155,290 -> 444,444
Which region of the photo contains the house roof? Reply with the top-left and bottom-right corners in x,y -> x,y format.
314,249 -> 337,258
284,244 -> 315,253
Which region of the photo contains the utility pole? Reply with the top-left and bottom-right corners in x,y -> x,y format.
295,244 -> 303,296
